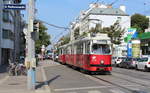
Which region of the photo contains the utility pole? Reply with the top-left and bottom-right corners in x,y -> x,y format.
25,0 -> 36,90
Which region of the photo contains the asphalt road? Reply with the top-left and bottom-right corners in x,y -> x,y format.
43,60 -> 150,93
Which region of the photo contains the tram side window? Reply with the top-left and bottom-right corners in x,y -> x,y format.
76,44 -> 83,54
66,46 -> 71,54
76,44 -> 80,54
85,42 -> 90,54
59,49 -> 63,55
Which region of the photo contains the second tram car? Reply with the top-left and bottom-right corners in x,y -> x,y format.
58,34 -> 112,73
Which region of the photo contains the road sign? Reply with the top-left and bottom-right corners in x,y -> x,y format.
4,4 -> 26,10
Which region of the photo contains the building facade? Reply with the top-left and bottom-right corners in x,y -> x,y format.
70,3 -> 131,57
0,0 -> 25,65
71,3 -> 130,41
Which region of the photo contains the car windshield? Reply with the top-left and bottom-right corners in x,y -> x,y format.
92,44 -> 111,54
139,58 -> 148,62
126,58 -> 132,61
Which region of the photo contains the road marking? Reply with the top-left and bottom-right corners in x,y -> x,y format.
0,76 -> 9,84
54,84 -> 141,92
109,89 -> 125,93
88,90 -> 101,93
66,92 -> 77,93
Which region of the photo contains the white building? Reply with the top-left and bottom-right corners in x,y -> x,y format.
70,3 -> 131,56
0,0 -> 25,65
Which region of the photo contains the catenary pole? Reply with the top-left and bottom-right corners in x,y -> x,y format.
26,0 -> 36,90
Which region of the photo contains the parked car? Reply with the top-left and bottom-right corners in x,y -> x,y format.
119,58 -> 137,69
114,57 -> 126,67
135,57 -> 150,71
112,57 -> 117,66
132,58 -> 141,68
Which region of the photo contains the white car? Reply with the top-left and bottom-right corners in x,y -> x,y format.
135,57 -> 150,71
114,57 -> 126,67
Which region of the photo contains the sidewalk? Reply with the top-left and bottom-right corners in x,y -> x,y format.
0,60 -> 58,93
0,75 -> 34,93
35,60 -> 60,93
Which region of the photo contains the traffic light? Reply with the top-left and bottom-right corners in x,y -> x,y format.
32,20 -> 40,40
33,20 -> 40,32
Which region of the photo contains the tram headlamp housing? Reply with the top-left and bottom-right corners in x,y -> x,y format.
100,60 -> 104,64
92,56 -> 96,60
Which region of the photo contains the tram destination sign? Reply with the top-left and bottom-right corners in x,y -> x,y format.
93,40 -> 107,44
4,4 -> 26,10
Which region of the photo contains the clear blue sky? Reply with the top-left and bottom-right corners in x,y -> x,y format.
22,0 -> 150,44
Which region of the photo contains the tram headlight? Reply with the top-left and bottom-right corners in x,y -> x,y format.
92,56 -> 97,61
92,56 -> 96,60
100,60 -> 104,64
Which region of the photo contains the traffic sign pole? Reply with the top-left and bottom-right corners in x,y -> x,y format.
25,0 -> 36,90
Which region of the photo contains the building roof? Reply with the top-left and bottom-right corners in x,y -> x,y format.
87,8 -> 128,16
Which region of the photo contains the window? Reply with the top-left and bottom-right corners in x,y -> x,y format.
92,44 -> 111,54
2,29 -> 14,40
117,17 -> 122,23
3,10 -> 10,22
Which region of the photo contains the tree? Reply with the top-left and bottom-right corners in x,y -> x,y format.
35,22 -> 51,54
131,14 -> 149,33
102,22 -> 125,45
59,35 -> 70,46
89,23 -> 103,34
88,22 -> 125,45
74,27 -> 80,40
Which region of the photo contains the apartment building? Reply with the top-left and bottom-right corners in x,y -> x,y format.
0,0 -> 25,65
71,3 -> 130,40
70,3 -> 131,57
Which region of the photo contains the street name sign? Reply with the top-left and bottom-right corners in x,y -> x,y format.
4,4 -> 26,10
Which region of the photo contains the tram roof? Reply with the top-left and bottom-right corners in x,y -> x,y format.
58,34 -> 111,48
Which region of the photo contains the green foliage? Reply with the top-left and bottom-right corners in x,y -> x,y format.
89,24 -> 104,34
102,22 -> 125,45
88,22 -> 124,45
74,27 -> 80,40
81,32 -> 88,38
131,14 -> 149,33
35,23 -> 51,54
59,36 -> 70,45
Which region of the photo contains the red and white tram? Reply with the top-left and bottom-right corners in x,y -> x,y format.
58,34 -> 112,73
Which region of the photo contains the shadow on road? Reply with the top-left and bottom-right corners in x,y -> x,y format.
36,75 -> 60,89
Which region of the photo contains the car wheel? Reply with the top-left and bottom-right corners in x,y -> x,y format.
144,66 -> 149,72
126,65 -> 129,69
135,65 -> 138,70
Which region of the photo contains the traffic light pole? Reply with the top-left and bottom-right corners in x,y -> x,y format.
26,0 -> 36,90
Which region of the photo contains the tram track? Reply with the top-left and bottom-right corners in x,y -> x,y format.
112,67 -> 150,81
90,75 -> 148,93
111,73 -> 150,87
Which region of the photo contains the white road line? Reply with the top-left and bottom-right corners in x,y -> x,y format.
66,92 -> 77,93
0,76 -> 9,84
109,89 -> 125,93
88,90 -> 102,93
54,86 -> 111,91
54,84 -> 141,92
